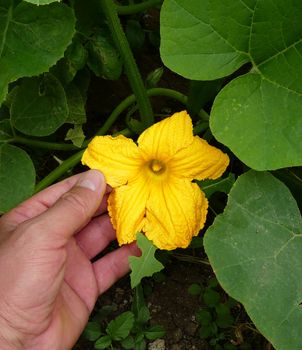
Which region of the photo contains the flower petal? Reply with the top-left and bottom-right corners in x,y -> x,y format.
168,136 -> 229,181
137,111 -> 194,160
82,135 -> 143,187
144,179 -> 208,250
108,177 -> 149,245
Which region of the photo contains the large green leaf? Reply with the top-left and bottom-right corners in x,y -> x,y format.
0,144 -> 35,213
160,0 -> 302,170
204,171 -> 302,350
11,74 -> 68,136
0,0 -> 75,104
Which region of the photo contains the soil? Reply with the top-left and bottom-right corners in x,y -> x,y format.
74,257 -> 270,350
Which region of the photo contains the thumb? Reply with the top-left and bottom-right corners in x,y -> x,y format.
27,170 -> 106,242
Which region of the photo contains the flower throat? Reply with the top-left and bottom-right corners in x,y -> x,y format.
149,159 -> 166,174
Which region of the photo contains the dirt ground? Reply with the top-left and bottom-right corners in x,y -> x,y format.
74,255 -> 270,350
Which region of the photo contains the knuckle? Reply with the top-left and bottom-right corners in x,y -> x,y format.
61,190 -> 89,221
16,220 -> 41,237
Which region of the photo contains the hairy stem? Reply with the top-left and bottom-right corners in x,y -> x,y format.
116,0 -> 163,15
148,88 -> 209,122
100,0 -> 154,127
34,151 -> 84,193
12,136 -> 79,151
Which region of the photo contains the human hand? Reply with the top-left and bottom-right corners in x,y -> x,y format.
0,170 -> 140,350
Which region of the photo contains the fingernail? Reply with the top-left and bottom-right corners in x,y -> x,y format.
77,170 -> 105,192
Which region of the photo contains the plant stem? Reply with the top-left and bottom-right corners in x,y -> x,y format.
193,121 -> 209,135
12,136 -> 79,151
100,0 -> 154,127
13,89 -> 208,152
86,87 -> 209,144
147,88 -> 209,122
116,0 -> 163,15
35,151 -> 84,193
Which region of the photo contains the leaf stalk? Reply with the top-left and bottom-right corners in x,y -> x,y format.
100,0 -> 154,127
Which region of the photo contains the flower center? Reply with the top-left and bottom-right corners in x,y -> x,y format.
149,159 -> 166,174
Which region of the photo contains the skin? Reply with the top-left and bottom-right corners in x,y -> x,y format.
0,170 -> 140,350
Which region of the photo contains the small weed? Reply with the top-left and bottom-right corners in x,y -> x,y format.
83,285 -> 165,350
188,278 -> 252,350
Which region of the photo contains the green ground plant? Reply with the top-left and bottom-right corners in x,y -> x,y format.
83,285 -> 165,349
188,278 -> 252,350
0,0 -> 301,349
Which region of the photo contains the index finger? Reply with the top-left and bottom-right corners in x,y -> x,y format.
1,172 -> 110,232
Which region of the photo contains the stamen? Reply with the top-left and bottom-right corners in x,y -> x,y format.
149,159 -> 165,174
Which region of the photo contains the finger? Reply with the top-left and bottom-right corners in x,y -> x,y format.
93,193 -> 109,217
2,171 -> 110,231
76,214 -> 116,260
20,170 -> 106,244
93,243 -> 141,294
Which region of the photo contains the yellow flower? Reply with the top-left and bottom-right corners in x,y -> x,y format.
82,111 -> 229,250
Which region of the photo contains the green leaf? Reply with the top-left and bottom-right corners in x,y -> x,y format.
204,171 -> 302,350
24,0 -> 61,5
215,304 -> 234,328
199,323 -> 217,339
187,79 -> 223,117
65,125 -> 85,148
134,332 -> 144,343
129,233 -> 164,288
196,309 -> 212,326
83,321 -> 102,342
160,0 -> 302,170
210,74 -> 302,170
189,236 -> 203,249
94,335 -> 112,349
87,28 -> 123,80
121,335 -> 135,349
0,119 -> 13,143
187,283 -> 203,296
0,105 -> 9,120
73,68 -> 91,100
11,74 -> 68,136
0,144 -> 35,213
65,84 -> 86,125
208,278 -> 218,288
0,1 -> 75,104
160,0 -> 249,80
126,20 -> 145,52
273,168 -> 302,211
136,306 -> 150,325
106,311 -> 134,341
197,173 -> 235,198
51,39 -> 88,85
145,67 -> 164,89
203,288 -> 221,307
144,325 -> 165,340
134,338 -> 146,350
